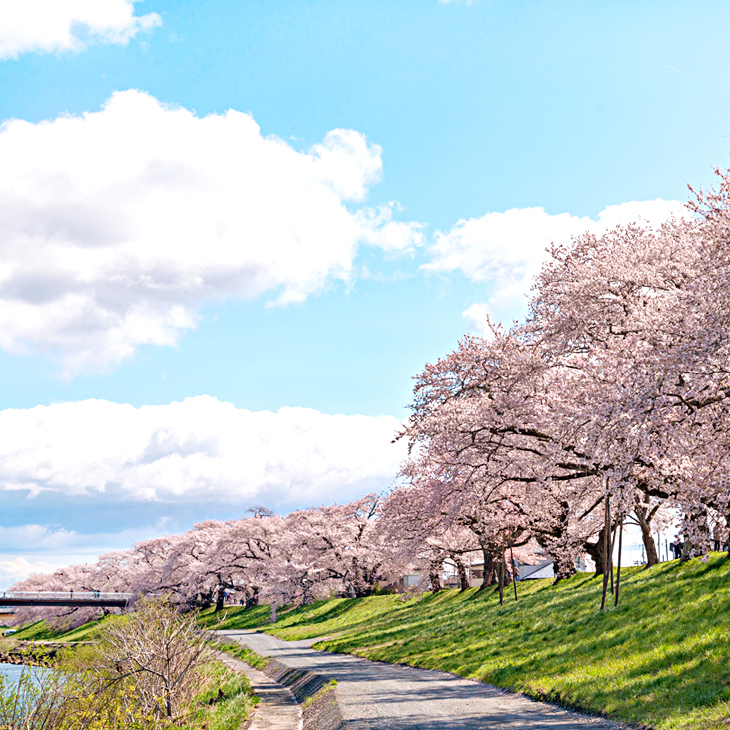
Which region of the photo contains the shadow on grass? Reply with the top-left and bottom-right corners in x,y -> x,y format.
207,554 -> 730,730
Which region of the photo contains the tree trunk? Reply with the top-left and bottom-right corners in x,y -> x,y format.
601,490 -> 610,611
245,586 -> 260,609
610,518 -> 618,594
454,556 -> 469,591
215,586 -> 226,612
585,523 -> 609,577
429,556 -> 443,594
614,514 -> 624,608
635,502 -> 659,567
478,547 -> 496,589
510,543 -> 518,601
498,540 -> 505,606
552,552 -> 578,583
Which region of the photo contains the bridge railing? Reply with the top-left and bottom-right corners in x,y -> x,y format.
0,591 -> 135,601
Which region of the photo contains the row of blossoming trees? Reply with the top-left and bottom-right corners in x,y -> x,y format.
11,172 -> 730,624
10,497 -> 399,626
391,172 -> 730,596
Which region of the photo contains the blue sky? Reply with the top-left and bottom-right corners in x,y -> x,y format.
0,0 -> 727,586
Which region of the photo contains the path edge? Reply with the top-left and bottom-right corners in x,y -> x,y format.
217,648 -> 344,730
261,657 -> 344,730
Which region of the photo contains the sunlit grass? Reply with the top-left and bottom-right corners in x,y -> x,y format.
213,638 -> 269,670
211,554 -> 730,730
183,660 -> 258,730
8,617 -> 105,642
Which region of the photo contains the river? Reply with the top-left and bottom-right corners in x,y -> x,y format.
0,662 -> 29,685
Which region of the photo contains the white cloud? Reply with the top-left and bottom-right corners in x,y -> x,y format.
0,521 -> 171,553
0,521 -> 179,590
461,302 -> 494,338
0,525 -> 78,551
0,90 -> 421,374
0,397 -> 407,507
427,200 -> 689,315
0,557 -> 60,591
0,0 -> 161,59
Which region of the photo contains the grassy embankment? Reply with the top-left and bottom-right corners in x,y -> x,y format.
202,553 -> 730,730
1,619 -> 102,642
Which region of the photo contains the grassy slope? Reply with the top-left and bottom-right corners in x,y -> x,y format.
184,660 -> 258,730
5,618 -> 103,642
208,554 -> 730,730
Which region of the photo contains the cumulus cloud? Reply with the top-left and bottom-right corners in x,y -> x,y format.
0,521 -> 182,589
0,397 -> 407,507
0,557 -> 61,591
0,90 -> 422,373
0,521 -> 179,589
0,0 -> 161,59
426,200 -> 689,315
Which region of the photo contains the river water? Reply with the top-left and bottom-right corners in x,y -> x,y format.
0,662 -> 29,686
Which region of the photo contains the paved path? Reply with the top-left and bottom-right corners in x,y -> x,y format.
217,651 -> 301,730
219,630 -> 628,730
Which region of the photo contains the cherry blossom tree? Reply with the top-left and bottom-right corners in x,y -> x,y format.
281,495 -> 394,599
399,171 -> 730,602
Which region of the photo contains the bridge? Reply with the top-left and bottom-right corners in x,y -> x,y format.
0,591 -> 134,608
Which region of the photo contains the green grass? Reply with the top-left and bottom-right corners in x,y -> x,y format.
208,554 -> 730,730
198,604 -> 271,631
6,617 -> 105,642
183,660 -> 258,730
214,638 -> 269,670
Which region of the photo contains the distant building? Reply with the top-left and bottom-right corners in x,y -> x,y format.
466,557 -> 556,583
517,559 -> 554,580
390,574 -> 424,592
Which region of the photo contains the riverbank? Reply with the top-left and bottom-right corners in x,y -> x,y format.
1,620 -> 101,643
204,553 -> 730,730
0,639 -> 72,666
1,604 -> 260,730
0,645 -> 259,730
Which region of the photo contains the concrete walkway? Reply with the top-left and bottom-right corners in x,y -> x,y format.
219,629 -> 629,730
217,651 -> 301,730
